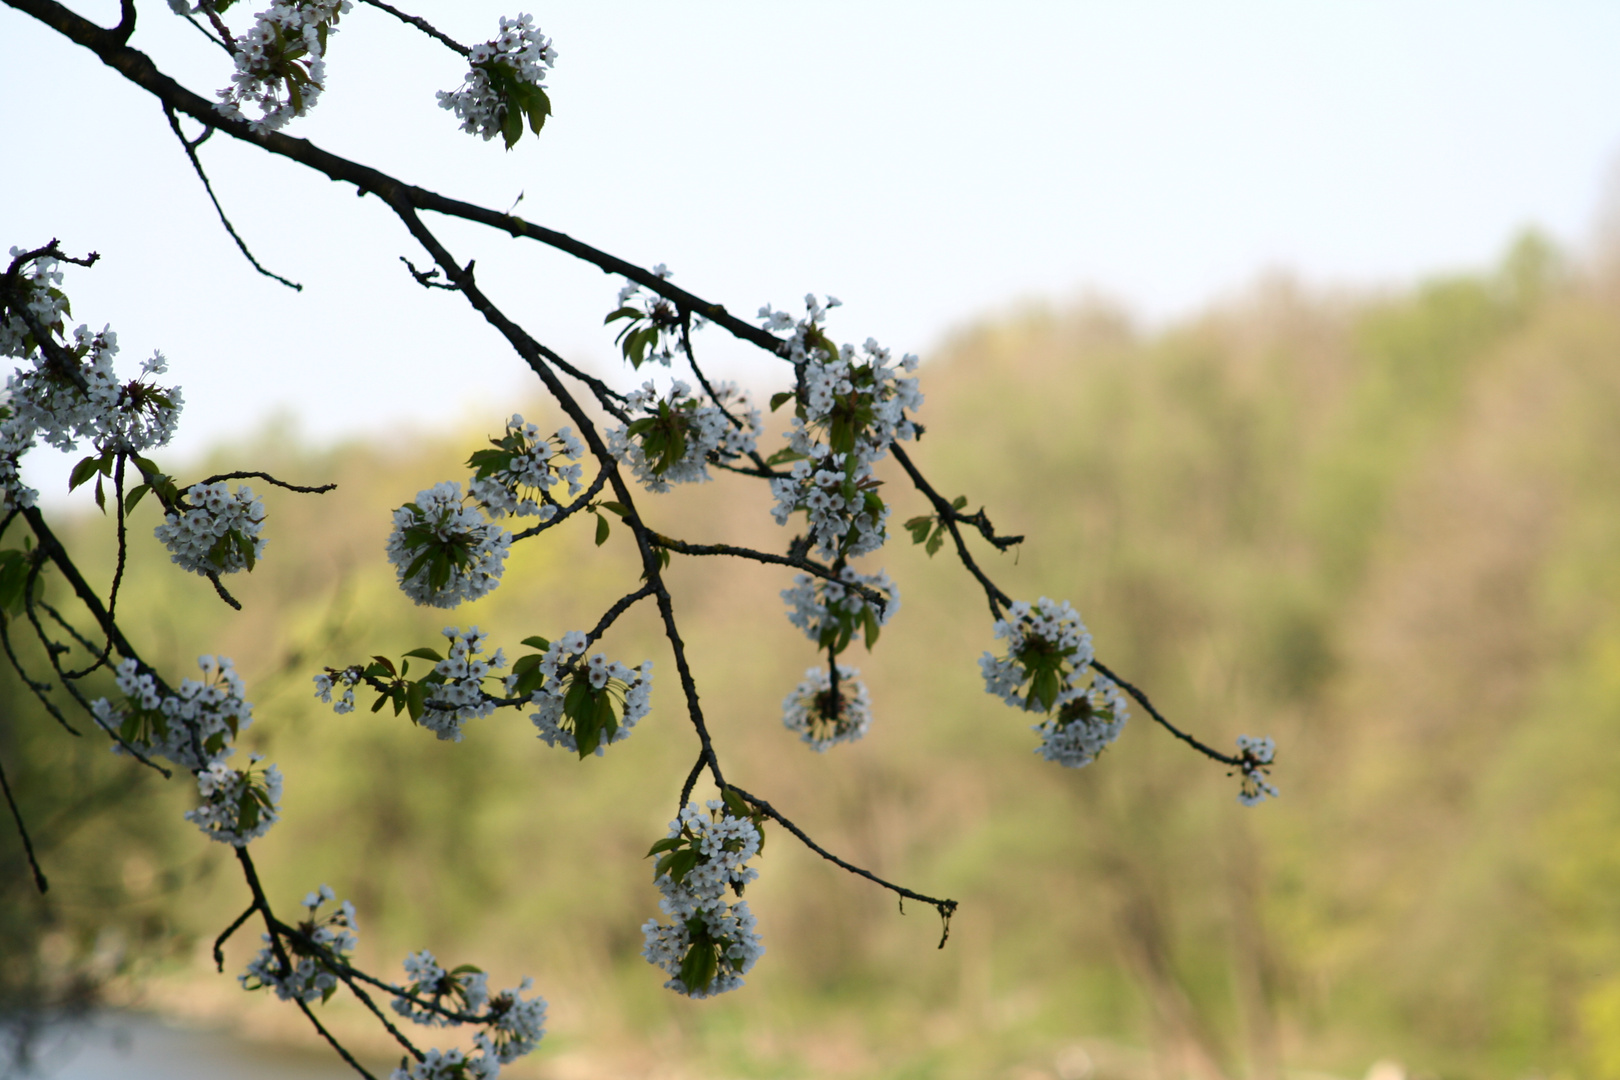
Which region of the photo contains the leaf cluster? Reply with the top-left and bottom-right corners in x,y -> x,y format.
480,59 -> 551,150
904,495 -> 968,557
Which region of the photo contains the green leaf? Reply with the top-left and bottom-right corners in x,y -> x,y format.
763,446 -> 807,467
93,475 -> 105,513
520,636 -> 551,652
124,484 -> 150,512
600,501 -> 630,518
67,455 -> 100,492
604,306 -> 642,326
403,647 -> 445,662
951,495 -> 968,511
904,516 -> 933,543
721,788 -> 749,819
680,941 -> 717,994
501,101 -> 524,149
925,527 -> 945,557
370,655 -> 397,676
769,391 -> 795,412
406,681 -> 427,723
594,513 -> 610,546
862,606 -> 881,650
646,836 -> 685,858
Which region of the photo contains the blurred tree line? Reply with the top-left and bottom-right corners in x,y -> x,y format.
4,230 -> 1619,1080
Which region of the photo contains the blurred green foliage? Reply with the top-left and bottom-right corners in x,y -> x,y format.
5,230 -> 1620,1079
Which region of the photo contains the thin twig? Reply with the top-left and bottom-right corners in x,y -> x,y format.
195,470 -> 336,494
357,0 -> 468,55
1089,658 -> 1240,766
727,784 -> 958,948
0,753 -> 48,893
164,104 -> 302,291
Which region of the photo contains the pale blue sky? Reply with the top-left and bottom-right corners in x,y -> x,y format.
2,2 -> 1618,475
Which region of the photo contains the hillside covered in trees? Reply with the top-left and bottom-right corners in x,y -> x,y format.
4,231 -> 1618,1080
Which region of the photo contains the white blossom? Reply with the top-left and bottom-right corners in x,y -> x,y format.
153,481 -> 266,575
0,253 -> 185,509
214,0 -> 353,133
91,655 -> 254,772
241,885 -> 359,1003
184,755 -> 282,846
387,482 -> 512,608
528,633 -> 652,756
607,380 -> 758,493
780,566 -> 897,648
466,414 -> 583,519
1235,734 -> 1280,806
781,665 -> 872,752
437,13 -> 555,143
419,627 -> 507,742
314,665 -> 362,714
641,802 -> 765,998
1030,673 -> 1129,769
760,295 -> 921,559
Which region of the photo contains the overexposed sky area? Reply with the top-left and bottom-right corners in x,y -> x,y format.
3,1 -> 1620,479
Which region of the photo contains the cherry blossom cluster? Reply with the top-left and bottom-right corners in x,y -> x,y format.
605,265 -> 707,369
437,14 -> 555,143
90,655 -> 283,845
185,753 -> 283,846
528,631 -> 653,756
312,665 -> 362,714
761,296 -> 922,558
1030,672 -> 1129,769
466,414 -> 584,520
769,445 -> 889,559
389,951 -> 547,1077
780,566 -> 898,650
1235,735 -> 1280,806
781,664 -> 873,752
153,481 -> 266,576
92,655 -> 255,772
1,282 -> 182,507
387,481 -> 513,608
418,627 -> 507,743
213,0 -> 353,134
608,380 -> 759,493
240,884 -> 358,1003
392,950 -> 489,1027
641,802 -> 765,998
979,597 -> 1096,713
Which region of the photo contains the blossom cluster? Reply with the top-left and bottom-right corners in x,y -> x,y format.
437,14 -> 555,146
91,655 -> 283,845
240,884 -> 358,1003
153,481 -> 266,576
608,379 -> 759,493
389,951 -> 547,1077
761,296 -> 922,559
606,264 -> 683,369
528,631 -> 653,757
1030,673 -> 1129,769
313,664 -> 362,714
1,254 -> 183,508
980,597 -> 1095,712
780,565 -> 898,651
641,802 -> 765,998
1235,735 -> 1279,806
781,665 -> 873,752
980,598 -> 1134,768
419,627 -> 507,743
213,0 -> 353,134
466,414 -> 584,520
387,482 -> 512,608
